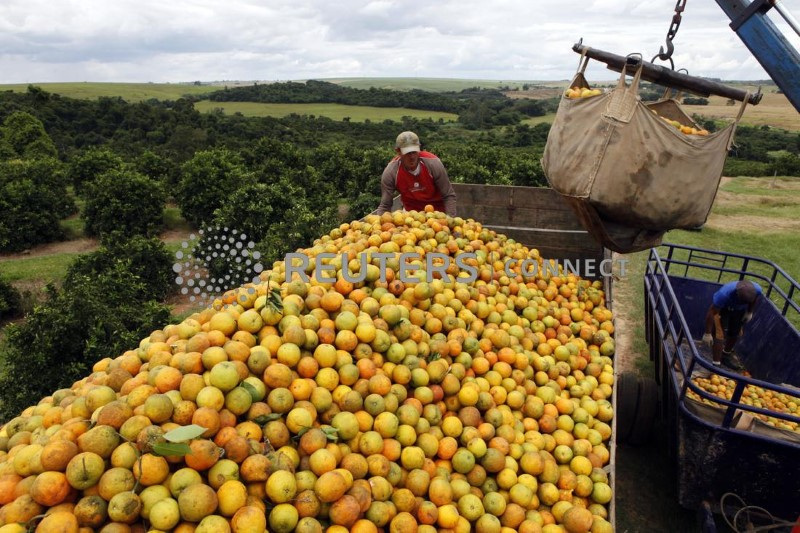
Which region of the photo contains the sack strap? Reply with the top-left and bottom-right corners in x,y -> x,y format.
615,55 -> 644,93
604,56 -> 644,123
727,92 -> 750,150
576,49 -> 590,76
661,69 -> 689,101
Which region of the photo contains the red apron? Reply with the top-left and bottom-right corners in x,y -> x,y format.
395,152 -> 445,212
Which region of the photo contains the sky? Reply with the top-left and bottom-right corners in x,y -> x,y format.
0,0 -> 798,84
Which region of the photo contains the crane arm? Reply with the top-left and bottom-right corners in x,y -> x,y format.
716,0 -> 800,112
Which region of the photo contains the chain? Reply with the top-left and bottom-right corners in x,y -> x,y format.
652,0 -> 687,68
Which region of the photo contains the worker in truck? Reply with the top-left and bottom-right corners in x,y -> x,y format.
376,131 -> 457,216
702,280 -> 762,369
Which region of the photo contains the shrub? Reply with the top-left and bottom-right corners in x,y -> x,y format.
773,153 -> 800,176
723,158 -> 772,177
682,97 -> 709,105
0,277 -> 21,322
0,264 -> 171,421
211,179 -> 338,269
67,147 -> 125,195
348,192 -> 381,220
81,169 -> 164,242
0,111 -> 57,160
175,149 -> 254,227
0,158 -> 74,252
64,236 -> 174,301
134,150 -> 180,190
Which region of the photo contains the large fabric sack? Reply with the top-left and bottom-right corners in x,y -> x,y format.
542,54 -> 748,252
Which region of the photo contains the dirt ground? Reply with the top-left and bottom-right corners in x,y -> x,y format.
0,237 -> 99,260
0,229 -> 191,262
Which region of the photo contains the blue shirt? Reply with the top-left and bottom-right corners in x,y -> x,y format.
712,281 -> 762,311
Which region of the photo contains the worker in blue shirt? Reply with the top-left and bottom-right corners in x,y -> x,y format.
702,280 -> 762,369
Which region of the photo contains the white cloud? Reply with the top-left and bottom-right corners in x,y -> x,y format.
0,0 -> 797,83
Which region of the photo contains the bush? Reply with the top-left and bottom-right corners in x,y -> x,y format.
0,264 -> 171,421
0,277 -> 21,322
0,111 -> 58,160
81,169 -> 164,242
723,158 -> 772,177
67,147 -> 125,195
64,236 -> 175,301
682,97 -> 709,105
348,192 -> 381,220
0,158 -> 74,252
773,153 -> 800,176
175,149 -> 254,227
211,179 -> 339,269
134,150 -> 180,190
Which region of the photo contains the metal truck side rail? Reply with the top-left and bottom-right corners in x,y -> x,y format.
644,243 -> 800,440
659,242 -> 799,319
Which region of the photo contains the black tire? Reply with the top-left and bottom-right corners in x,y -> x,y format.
628,376 -> 658,446
615,371 -> 639,445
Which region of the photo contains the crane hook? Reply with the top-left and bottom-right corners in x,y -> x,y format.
652,0 -> 686,70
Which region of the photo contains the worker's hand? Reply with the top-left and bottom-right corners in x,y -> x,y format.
702,333 -> 713,348
742,312 -> 753,325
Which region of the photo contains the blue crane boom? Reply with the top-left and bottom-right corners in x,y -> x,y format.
717,0 -> 800,112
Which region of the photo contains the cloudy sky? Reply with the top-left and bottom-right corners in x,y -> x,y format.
1,0 -> 798,84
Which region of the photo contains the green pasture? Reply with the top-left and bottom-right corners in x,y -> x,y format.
522,113 -> 556,126
0,82 -> 231,102
0,253 -> 82,285
193,101 -> 458,122
322,77 -> 546,92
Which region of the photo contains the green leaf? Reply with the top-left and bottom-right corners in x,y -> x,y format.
153,442 -> 191,457
253,413 -> 283,425
240,381 -> 258,398
322,427 -> 340,441
267,288 -> 283,312
163,424 -> 207,443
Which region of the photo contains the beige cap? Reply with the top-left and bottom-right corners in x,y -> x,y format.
395,131 -> 420,154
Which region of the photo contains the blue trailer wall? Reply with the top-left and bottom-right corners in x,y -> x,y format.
667,276 -> 800,387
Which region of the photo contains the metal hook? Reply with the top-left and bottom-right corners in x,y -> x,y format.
651,53 -> 675,71
656,40 -> 675,62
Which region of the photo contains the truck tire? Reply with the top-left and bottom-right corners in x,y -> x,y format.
615,371 -> 639,444
628,376 -> 658,446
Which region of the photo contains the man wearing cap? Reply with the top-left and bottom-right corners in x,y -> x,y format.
376,131 -> 457,216
702,280 -> 762,369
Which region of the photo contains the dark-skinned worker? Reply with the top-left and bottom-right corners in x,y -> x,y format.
376,131 -> 457,216
702,280 -> 762,369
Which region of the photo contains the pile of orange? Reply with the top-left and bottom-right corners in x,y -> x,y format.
0,206 -> 615,533
689,374 -> 799,432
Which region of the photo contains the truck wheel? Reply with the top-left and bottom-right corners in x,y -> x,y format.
628,376 -> 658,446
615,371 -> 639,444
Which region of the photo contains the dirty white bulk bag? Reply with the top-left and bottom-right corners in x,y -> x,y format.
542,54 -> 748,253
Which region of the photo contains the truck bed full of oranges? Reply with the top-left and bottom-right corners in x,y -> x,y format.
0,208 -> 616,533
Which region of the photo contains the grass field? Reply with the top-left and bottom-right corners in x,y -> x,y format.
522,113 -> 557,126
685,89 -> 800,131
0,82 -> 229,102
0,78 -> 547,101
322,77 -> 545,92
193,101 -> 458,122
2,80 -> 796,132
